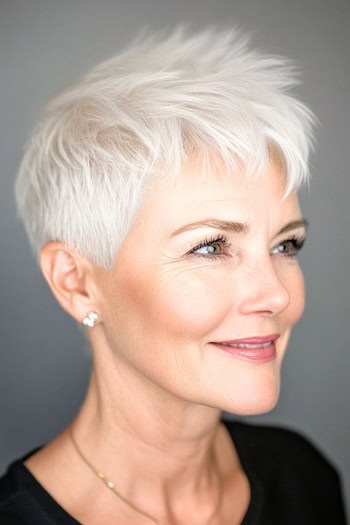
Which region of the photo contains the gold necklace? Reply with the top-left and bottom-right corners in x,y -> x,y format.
70,426 -> 223,525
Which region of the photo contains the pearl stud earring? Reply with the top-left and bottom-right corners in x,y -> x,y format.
82,312 -> 99,327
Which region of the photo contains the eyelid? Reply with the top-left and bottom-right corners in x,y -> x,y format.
187,234 -> 232,260
275,225 -> 307,239
275,232 -> 306,243
271,235 -> 307,257
187,231 -> 307,260
190,231 -> 306,249
189,234 -> 228,253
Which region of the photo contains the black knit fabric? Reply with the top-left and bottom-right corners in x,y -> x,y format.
0,420 -> 347,524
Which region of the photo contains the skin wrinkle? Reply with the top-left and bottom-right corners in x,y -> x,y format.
170,217 -> 308,239
16,25 -> 317,522
27,155 -> 306,524
93,155 -> 304,414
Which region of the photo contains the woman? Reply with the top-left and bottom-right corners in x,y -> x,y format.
0,27 -> 346,524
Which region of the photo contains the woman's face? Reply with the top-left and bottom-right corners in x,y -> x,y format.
96,157 -> 307,414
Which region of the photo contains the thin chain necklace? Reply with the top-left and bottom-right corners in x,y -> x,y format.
70,426 -> 223,525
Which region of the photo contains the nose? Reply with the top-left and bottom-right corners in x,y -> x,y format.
237,258 -> 291,316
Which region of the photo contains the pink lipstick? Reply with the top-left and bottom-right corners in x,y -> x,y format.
210,334 -> 280,363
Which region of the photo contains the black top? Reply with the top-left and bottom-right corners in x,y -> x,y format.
0,420 -> 347,524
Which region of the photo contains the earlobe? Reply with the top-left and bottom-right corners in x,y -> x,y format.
82,312 -> 99,327
39,242 -> 94,323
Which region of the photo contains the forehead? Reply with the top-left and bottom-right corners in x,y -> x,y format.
138,156 -> 300,233
174,156 -> 286,204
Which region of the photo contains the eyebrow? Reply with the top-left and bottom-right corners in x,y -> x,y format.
170,218 -> 309,237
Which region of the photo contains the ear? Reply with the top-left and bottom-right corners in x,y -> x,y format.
39,241 -> 98,324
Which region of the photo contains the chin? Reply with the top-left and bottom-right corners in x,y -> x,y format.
233,395 -> 279,416
207,374 -> 281,416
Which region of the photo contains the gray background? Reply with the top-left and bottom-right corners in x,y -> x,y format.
1,0 -> 349,517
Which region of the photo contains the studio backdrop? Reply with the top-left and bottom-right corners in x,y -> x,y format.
1,0 -> 349,516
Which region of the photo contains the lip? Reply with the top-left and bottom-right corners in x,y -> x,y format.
210,342 -> 277,363
210,334 -> 280,364
213,334 -> 280,345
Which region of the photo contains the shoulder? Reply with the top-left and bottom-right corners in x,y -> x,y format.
0,448 -> 57,524
223,419 -> 347,523
225,418 -> 340,478
0,458 -> 31,524
0,447 -> 81,525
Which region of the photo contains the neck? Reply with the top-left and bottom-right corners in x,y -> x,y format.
71,345 -> 236,520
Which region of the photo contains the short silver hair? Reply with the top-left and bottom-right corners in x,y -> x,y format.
15,26 -> 316,270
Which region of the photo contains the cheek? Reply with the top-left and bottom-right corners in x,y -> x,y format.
158,280 -> 228,338
125,267 -> 232,340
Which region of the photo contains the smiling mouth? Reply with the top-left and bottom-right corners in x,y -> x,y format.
217,341 -> 274,349
210,334 -> 280,363
212,334 -> 280,347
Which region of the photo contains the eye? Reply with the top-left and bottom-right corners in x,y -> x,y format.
271,236 -> 306,258
189,235 -> 231,259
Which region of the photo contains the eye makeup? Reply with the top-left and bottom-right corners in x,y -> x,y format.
271,235 -> 306,258
187,232 -> 307,261
188,234 -> 231,260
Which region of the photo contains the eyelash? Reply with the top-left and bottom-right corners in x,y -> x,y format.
189,235 -> 231,260
189,234 -> 306,260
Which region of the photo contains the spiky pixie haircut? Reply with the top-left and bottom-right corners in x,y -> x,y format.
15,26 -> 316,270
